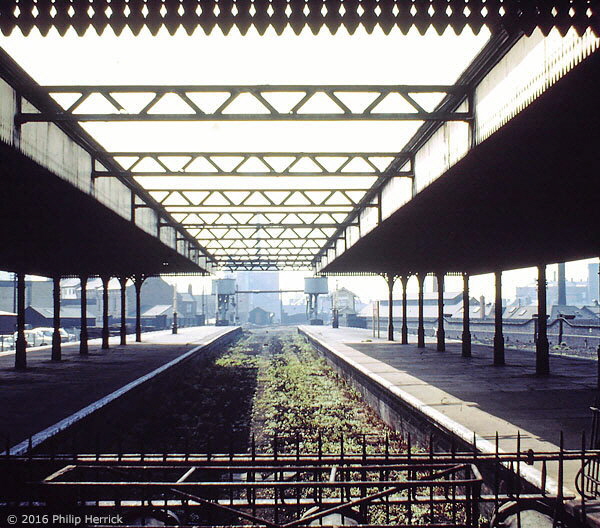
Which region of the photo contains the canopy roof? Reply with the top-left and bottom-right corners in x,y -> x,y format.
1,17 -> 505,271
0,1 -> 598,274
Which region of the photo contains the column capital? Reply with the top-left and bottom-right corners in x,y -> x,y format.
384,272 -> 397,286
133,273 -> 148,287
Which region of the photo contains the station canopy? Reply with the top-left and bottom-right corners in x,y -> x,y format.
0,1 -> 597,272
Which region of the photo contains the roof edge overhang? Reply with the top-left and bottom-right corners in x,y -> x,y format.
0,1 -> 597,37
323,48 -> 600,276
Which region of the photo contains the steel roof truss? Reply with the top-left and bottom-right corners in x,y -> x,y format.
19,85 -> 471,122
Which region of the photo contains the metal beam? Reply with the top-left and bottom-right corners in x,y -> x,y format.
101,171 -> 411,178
220,261 -> 314,265
223,265 -> 312,271
209,247 -> 321,253
22,113 -> 470,122
176,212 -> 357,227
204,240 -> 332,245
94,151 -> 411,177
165,205 -> 364,210
212,254 -> 320,258
236,290 -> 305,294
18,85 -> 471,122
206,249 -> 327,254
201,236 -> 332,241
181,223 -> 356,229
219,254 -> 318,259
221,262 -> 314,267
151,189 -> 370,208
221,259 -> 314,262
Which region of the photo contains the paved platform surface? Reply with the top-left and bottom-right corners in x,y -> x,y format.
0,326 -> 238,448
300,325 -> 599,495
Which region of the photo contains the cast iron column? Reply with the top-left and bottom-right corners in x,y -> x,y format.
417,273 -> 425,348
462,272 -> 472,357
101,276 -> 110,350
386,273 -> 396,341
172,283 -> 178,335
436,272 -> 445,352
493,270 -> 504,365
134,275 -> 145,342
557,262 -> 567,305
79,275 -> 88,356
536,264 -> 550,375
51,276 -> 61,361
401,275 -> 409,344
15,272 -> 26,370
119,276 -> 127,346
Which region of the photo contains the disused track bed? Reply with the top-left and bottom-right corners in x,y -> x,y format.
22,329 -> 407,457
0,329 -> 593,527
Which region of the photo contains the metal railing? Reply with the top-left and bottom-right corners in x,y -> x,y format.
0,430 -> 589,528
576,405 -> 600,500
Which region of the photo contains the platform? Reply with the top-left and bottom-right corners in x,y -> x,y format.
0,326 -> 240,452
299,325 -> 599,497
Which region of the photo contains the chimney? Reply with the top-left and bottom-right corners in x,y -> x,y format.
557,262 -> 567,305
480,295 -> 486,319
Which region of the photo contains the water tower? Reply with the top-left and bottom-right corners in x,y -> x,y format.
304,277 -> 328,325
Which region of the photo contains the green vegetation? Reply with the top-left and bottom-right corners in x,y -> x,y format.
215,331 -> 460,526
217,330 -> 404,453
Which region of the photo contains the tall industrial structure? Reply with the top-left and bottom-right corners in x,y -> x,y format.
235,271 -> 281,324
